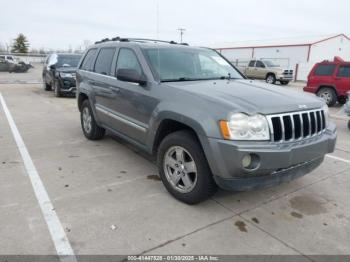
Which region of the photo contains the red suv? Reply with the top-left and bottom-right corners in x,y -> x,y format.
304,57 -> 350,106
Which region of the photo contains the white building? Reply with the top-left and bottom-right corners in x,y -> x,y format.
214,34 -> 350,81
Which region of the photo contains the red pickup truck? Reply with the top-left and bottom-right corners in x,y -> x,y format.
304,57 -> 350,106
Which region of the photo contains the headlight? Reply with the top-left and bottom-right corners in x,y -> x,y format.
220,113 -> 270,140
322,104 -> 329,127
60,72 -> 73,78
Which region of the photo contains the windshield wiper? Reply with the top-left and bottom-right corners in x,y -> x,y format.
161,77 -> 203,82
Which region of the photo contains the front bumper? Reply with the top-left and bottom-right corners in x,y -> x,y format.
202,123 -> 336,191
59,77 -> 76,93
277,74 -> 293,81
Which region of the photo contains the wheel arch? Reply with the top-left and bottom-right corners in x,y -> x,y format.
316,85 -> 338,96
151,118 -> 204,156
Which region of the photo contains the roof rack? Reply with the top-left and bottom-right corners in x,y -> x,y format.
94,37 -> 189,46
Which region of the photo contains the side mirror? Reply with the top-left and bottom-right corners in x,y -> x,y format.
116,68 -> 147,85
49,64 -> 56,70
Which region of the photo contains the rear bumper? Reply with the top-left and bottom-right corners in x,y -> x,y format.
201,123 -> 337,191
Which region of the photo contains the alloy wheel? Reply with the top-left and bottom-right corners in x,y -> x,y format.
163,146 -> 197,193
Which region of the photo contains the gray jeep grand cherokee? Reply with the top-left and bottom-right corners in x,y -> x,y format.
76,38 -> 336,204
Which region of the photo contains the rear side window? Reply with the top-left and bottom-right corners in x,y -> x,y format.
314,64 -> 336,76
337,65 -> 350,78
94,48 -> 116,75
116,48 -> 142,75
81,49 -> 97,71
248,60 -> 256,67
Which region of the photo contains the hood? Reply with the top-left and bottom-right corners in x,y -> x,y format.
56,67 -> 77,73
164,79 -> 323,115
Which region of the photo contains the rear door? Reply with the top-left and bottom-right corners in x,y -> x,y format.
335,64 -> 350,96
90,47 -> 117,121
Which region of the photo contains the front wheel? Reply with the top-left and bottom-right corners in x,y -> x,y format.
43,79 -> 51,91
317,87 -> 337,106
54,81 -> 62,97
157,130 -> 217,204
280,81 -> 289,85
80,100 -> 105,140
266,74 -> 276,84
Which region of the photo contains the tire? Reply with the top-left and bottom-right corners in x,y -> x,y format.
43,78 -> 51,91
280,81 -> 289,85
80,99 -> 105,140
317,87 -> 337,107
157,130 -> 217,204
54,81 -> 62,97
338,96 -> 347,105
266,74 -> 276,84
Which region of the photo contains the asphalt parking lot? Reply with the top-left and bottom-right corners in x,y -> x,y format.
1,65 -> 350,260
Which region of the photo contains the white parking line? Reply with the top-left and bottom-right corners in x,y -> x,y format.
0,93 -> 76,262
326,154 -> 350,164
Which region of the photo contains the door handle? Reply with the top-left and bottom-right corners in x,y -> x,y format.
111,87 -> 120,93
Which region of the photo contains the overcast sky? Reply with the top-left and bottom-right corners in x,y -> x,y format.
1,0 -> 349,50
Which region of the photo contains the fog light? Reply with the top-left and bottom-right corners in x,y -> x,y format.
242,154 -> 252,168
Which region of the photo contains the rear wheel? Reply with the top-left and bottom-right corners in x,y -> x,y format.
157,130 -> 217,204
338,96 -> 347,105
266,74 -> 276,84
317,87 -> 337,106
280,81 -> 289,85
80,100 -> 105,140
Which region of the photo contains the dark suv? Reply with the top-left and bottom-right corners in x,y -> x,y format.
42,53 -> 82,97
304,57 -> 350,106
76,38 -> 336,204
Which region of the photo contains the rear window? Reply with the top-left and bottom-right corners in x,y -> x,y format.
337,65 -> 350,78
94,48 -> 116,75
81,49 -> 97,71
314,64 -> 336,76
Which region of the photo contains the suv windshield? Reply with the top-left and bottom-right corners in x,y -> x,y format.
57,55 -> 81,68
263,60 -> 280,67
143,47 -> 243,82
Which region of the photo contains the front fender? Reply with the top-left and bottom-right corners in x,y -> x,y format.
146,102 -> 223,176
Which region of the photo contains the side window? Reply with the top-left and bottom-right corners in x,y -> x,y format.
94,48 -> 116,75
314,64 -> 336,76
337,65 -> 350,78
248,60 -> 256,67
256,61 -> 265,68
81,49 -> 97,71
116,48 -> 142,75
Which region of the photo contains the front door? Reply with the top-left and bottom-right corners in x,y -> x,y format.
107,47 -> 158,144
335,64 -> 350,96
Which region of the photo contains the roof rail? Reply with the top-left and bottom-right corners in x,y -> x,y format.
94,37 -> 189,46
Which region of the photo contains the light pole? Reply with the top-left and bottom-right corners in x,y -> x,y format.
177,28 -> 186,43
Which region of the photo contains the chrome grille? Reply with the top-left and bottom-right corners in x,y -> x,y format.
267,109 -> 326,142
283,70 -> 293,75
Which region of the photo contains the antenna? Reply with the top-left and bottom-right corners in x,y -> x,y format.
177,28 -> 186,43
156,0 -> 159,39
